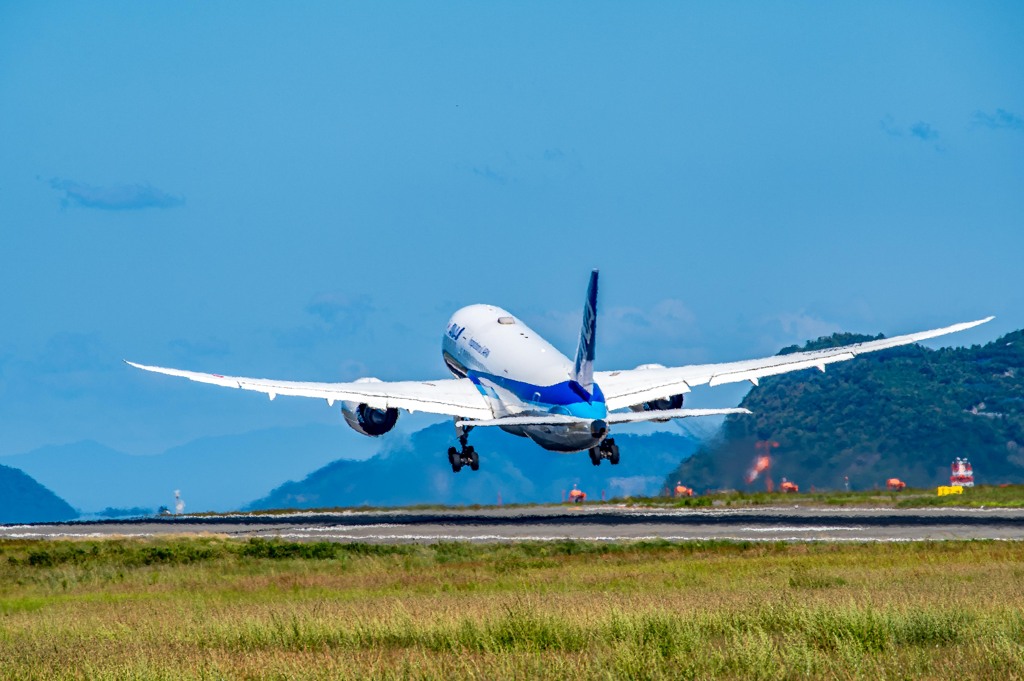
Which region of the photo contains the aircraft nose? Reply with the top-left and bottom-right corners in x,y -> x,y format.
590,419 -> 608,439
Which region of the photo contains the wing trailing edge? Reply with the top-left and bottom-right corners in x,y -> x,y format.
125,360 -> 493,419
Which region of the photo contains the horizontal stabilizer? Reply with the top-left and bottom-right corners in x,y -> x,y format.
455,415 -> 580,428
455,407 -> 750,428
605,408 -> 751,424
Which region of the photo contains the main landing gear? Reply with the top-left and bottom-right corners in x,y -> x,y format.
448,426 -> 479,473
588,438 -> 620,466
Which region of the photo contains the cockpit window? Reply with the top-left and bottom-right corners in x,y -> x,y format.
497,316 -> 515,325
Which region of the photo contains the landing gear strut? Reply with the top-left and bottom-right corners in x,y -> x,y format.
448,425 -> 479,473
588,438 -> 620,466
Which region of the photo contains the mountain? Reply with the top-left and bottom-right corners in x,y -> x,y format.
249,423 -> 700,508
0,464 -> 78,523
668,329 -> 1024,492
0,423 -> 381,513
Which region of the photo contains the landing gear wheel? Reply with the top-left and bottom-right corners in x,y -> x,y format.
447,425 -> 478,472
588,439 -> 620,466
607,439 -> 620,465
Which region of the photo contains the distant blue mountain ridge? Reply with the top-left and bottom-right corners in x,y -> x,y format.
1,420 -> 704,518
249,422 -> 701,509
0,464 -> 77,524
0,423 -> 381,513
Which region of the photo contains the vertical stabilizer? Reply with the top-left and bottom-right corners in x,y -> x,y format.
572,269 -> 599,393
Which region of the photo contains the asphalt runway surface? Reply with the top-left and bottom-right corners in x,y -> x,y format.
4,505 -> 1024,543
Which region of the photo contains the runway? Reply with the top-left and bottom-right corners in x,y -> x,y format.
4,505 -> 1024,543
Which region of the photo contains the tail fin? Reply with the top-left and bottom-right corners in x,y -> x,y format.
572,269 -> 599,393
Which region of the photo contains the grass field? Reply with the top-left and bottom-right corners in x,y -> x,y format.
630,484 -> 1024,509
221,484 -> 1024,516
1,538 -> 1023,679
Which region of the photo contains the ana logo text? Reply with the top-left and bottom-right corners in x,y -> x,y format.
447,323 -> 465,341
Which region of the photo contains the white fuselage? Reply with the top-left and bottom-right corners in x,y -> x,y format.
441,305 -> 608,452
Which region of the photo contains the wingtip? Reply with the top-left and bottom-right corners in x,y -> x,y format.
964,316 -> 995,329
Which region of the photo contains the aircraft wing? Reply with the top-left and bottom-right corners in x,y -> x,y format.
596,316 -> 993,411
125,361 -> 493,420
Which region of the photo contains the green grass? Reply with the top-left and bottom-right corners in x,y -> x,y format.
626,488 -> 922,508
1,538 -> 1024,678
626,484 -> 1024,509
895,484 -> 1024,508
183,484 -> 1024,518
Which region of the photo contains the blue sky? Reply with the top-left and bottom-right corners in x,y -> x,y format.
0,2 -> 1021,459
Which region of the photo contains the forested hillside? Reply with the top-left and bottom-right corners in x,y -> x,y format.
668,330 -> 1024,491
0,465 -> 78,523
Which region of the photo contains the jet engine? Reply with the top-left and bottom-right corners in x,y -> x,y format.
342,402 -> 399,437
626,364 -> 685,413
639,393 -> 684,412
340,378 -> 399,437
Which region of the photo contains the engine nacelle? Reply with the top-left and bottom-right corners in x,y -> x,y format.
644,393 -> 685,411
342,402 -> 399,437
629,393 -> 685,413
626,364 -> 685,413
340,377 -> 399,437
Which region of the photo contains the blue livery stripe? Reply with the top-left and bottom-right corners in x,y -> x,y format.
468,370 -> 606,419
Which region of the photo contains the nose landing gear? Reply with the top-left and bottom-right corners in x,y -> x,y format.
448,425 -> 479,473
588,437 -> 620,466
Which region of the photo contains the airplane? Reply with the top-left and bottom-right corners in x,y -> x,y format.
127,271 -> 992,473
